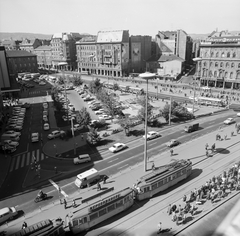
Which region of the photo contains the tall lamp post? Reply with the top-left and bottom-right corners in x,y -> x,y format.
192,57 -> 202,115
139,72 -> 156,172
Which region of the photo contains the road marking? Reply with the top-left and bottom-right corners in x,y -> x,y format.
108,158 -> 118,163
26,152 -> 30,165
15,156 -> 21,170
20,153 -> 25,167
9,158 -> 16,172
118,164 -> 129,169
49,179 -> 69,198
36,149 -> 39,161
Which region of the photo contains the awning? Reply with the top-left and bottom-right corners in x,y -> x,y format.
1,89 -> 20,93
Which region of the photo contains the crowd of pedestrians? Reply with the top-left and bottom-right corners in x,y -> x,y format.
164,161 -> 240,227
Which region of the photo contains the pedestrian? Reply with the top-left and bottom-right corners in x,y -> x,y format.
172,211 -> 177,222
231,131 -> 234,137
103,175 -> 108,184
205,143 -> 209,150
63,199 -> 67,209
72,200 -> 76,208
224,134 -> 227,140
170,148 -> 173,156
182,194 -> 187,202
171,204 -> 177,213
206,150 -> 209,158
22,221 -> 27,229
216,134 -> 219,141
152,162 -> 155,170
97,182 -> 101,191
157,222 -> 162,234
167,204 -> 172,215
81,134 -> 84,140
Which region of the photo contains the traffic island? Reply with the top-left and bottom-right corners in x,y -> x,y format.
22,166 -> 62,188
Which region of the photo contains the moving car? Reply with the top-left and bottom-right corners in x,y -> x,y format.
109,143 -> 127,153
0,207 -> 18,224
73,154 -> 91,164
47,130 -> 65,140
223,118 -> 235,125
143,131 -> 161,140
31,132 -> 39,142
166,139 -> 180,148
43,123 -> 50,131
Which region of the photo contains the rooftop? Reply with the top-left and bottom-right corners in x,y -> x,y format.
158,54 -> 185,62
97,30 -> 128,43
34,45 -> 51,51
6,50 -> 37,57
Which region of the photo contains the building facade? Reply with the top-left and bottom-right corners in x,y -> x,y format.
51,33 -> 82,71
0,39 -> 21,50
6,50 -> 38,75
197,30 -> 240,89
33,45 -> 52,69
155,30 -> 193,66
77,30 -> 130,77
19,38 -> 42,53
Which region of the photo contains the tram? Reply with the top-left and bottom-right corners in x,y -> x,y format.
69,187 -> 134,234
10,218 -> 65,236
133,159 -> 192,201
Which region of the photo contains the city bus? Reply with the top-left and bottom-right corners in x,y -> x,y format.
129,86 -> 144,95
133,159 -> 192,201
197,97 -> 224,107
69,187 -> 134,234
10,218 -> 65,236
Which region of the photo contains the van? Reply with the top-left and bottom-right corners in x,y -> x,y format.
73,154 -> 91,165
75,168 -> 100,188
0,207 -> 18,224
1,134 -> 20,142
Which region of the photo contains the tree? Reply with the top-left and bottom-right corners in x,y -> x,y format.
58,76 -> 65,85
87,127 -> 101,145
161,100 -> 194,122
72,75 -> 83,86
137,96 -> 153,123
76,108 -> 91,127
117,116 -> 133,136
112,83 -> 119,91
89,78 -> 102,94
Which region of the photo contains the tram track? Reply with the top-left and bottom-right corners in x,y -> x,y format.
97,142 -> 240,236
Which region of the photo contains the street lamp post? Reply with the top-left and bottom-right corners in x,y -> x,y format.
192,57 -> 202,115
71,117 -> 77,155
139,72 -> 156,172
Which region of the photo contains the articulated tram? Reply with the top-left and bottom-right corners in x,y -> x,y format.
69,187 -> 134,234
133,159 -> 192,201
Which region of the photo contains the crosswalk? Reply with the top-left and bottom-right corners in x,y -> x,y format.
10,149 -> 48,172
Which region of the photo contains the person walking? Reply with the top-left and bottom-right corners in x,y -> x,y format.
152,162 -> 155,170
167,204 -> 172,215
103,175 -> 108,184
205,143 -> 209,150
170,148 -> 173,156
72,200 -> 76,208
22,221 -> 27,229
63,199 -> 67,209
157,222 -> 162,234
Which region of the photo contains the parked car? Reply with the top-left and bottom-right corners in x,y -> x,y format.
143,131 -> 161,140
1,145 -> 17,153
237,113 -> 240,117
223,118 -> 235,125
166,139 -> 180,148
43,102 -> 48,109
73,124 -> 81,132
98,114 -> 112,120
47,130 -> 65,140
73,154 -> 91,164
109,143 -> 127,153
43,123 -> 50,131
3,131 -> 21,136
6,125 -> 23,131
39,81 -> 46,85
95,110 -> 104,115
3,140 -> 19,147
43,115 -> 48,122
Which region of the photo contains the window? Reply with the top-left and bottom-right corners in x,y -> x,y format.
237,72 -> 240,79
124,195 -> 130,203
89,212 -> 98,221
203,62 -> 207,67
225,71 -> 228,78
226,62 -> 230,68
220,62 -> 223,67
211,51 -> 214,57
99,208 -> 107,217
182,169 -> 186,174
210,62 -> 213,67
231,63 -> 235,68
204,52 -> 208,57
230,72 -> 233,79
152,183 -> 158,190
107,204 -> 116,212
215,62 -> 218,67
72,220 -> 79,227
144,186 -> 150,192
116,200 -> 123,208
221,52 -> 225,58
227,52 -> 230,58
214,71 -> 217,77
158,180 -> 163,187
177,171 -> 181,177
216,52 -> 219,57
238,63 -> 240,68
233,52 -> 236,58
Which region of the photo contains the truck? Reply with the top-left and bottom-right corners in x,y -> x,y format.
75,168 -> 100,188
184,123 -> 199,133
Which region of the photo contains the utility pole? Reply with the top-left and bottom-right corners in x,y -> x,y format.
169,96 -> 172,126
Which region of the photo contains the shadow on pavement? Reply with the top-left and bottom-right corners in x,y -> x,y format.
215,148 -> 230,154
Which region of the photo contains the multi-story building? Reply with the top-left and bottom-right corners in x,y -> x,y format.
19,38 -> 42,53
0,39 -> 21,50
76,36 -> 97,75
129,35 -> 152,73
6,50 -> 38,76
33,45 -> 52,69
77,30 -> 130,77
155,30 -> 193,66
51,33 -> 82,71
197,30 -> 240,90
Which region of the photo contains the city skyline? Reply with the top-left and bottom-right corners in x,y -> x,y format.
0,0 -> 240,37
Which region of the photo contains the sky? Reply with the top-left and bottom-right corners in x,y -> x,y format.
0,0 -> 240,37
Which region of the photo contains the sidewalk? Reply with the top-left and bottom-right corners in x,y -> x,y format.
2,125 -> 240,235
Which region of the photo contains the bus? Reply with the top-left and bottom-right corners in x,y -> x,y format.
10,218 -> 65,236
129,86 -> 144,95
197,97 -> 224,107
133,159 -> 192,201
69,187 -> 134,234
